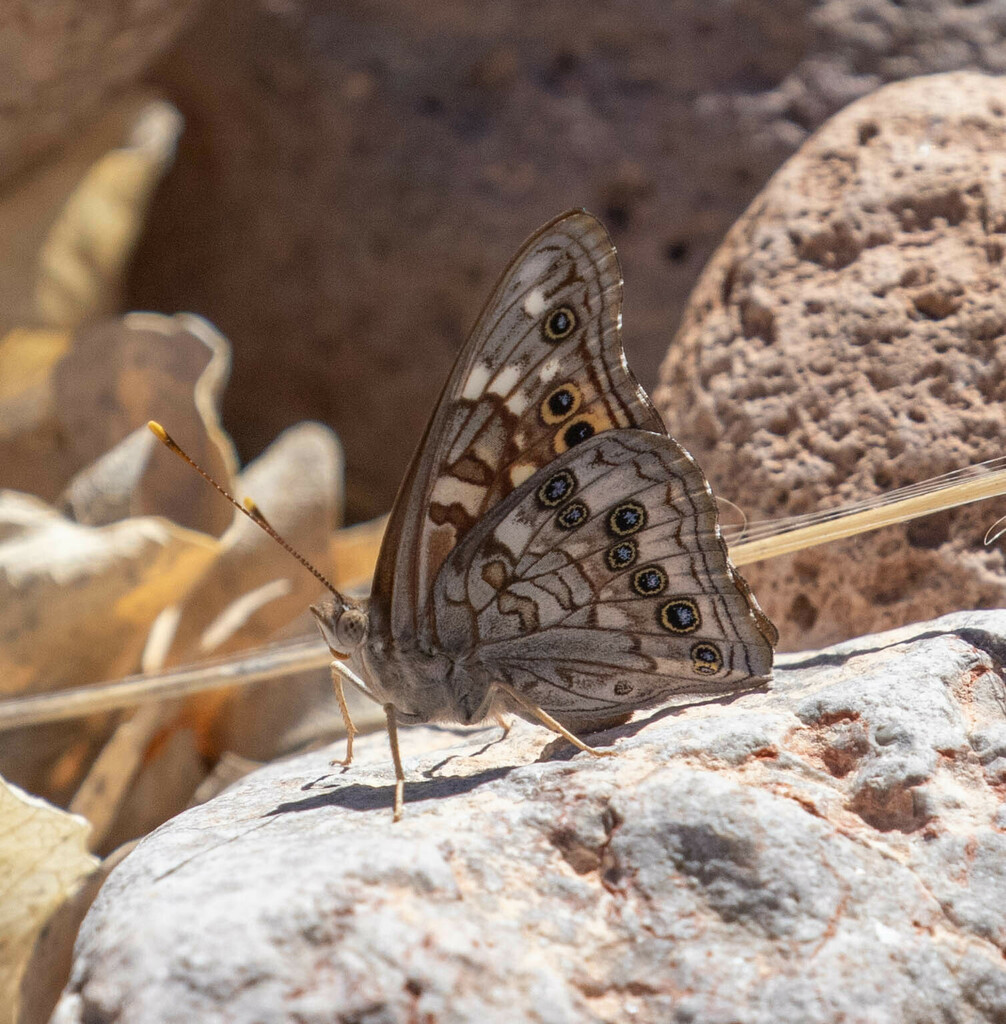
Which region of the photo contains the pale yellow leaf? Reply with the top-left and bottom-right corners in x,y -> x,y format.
0,494 -> 219,798
34,101 -> 183,330
0,92 -> 175,336
0,777 -> 98,1024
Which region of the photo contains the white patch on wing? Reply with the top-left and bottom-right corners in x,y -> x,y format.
505,392 -> 528,415
539,357 -> 561,383
490,364 -> 521,396
431,475 -> 484,515
461,363 -> 492,401
509,463 -> 536,488
523,287 -> 547,317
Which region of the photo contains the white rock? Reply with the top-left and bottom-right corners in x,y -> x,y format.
53,611 -> 1006,1024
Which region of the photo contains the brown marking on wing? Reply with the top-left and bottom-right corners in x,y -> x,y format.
497,590 -> 540,633
481,559 -> 508,590
450,454 -> 494,485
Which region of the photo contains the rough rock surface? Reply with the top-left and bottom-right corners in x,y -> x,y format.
54,610 -> 1006,1024
127,2 -> 1006,517
656,72 -> 1006,652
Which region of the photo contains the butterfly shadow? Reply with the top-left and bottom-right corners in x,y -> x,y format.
265,763 -> 517,817
536,686 -> 773,761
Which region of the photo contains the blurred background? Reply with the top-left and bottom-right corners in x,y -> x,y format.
7,0 -> 1001,520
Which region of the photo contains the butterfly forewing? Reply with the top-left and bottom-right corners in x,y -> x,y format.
371,211 -> 665,644
432,431 -> 776,730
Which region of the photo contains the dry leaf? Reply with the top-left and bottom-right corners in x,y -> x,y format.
0,777 -> 99,1024
0,93 -> 180,336
35,101 -> 183,329
0,493 -> 218,797
163,421 -> 345,664
0,314 -> 236,535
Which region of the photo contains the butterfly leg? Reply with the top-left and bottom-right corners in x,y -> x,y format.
328,664 -> 358,767
493,713 -> 513,740
493,683 -> 616,758
384,703 -> 406,822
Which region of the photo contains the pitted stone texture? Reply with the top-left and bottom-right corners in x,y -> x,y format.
656,72 -> 1006,652
127,4 -> 1006,518
53,611 -> 1006,1024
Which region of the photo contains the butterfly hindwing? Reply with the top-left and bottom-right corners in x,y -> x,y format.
371,211 -> 665,644
432,431 -> 777,730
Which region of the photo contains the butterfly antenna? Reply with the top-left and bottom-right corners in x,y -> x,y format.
147,420 -> 341,597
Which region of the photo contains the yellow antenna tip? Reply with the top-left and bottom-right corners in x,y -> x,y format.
147,420 -> 169,443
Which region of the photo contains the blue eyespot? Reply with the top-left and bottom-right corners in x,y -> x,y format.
606,540 -> 637,570
690,641 -> 722,675
659,598 -> 701,634
632,566 -> 667,596
538,470 -> 576,508
608,501 -> 646,537
543,306 -> 577,341
556,500 -> 588,530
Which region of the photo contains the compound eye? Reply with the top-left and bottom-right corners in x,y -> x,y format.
335,608 -> 369,649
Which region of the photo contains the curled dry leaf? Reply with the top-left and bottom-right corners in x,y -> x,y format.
0,93 -> 182,337
35,100 -> 184,330
0,492 -> 218,799
0,777 -> 99,1024
0,313 -> 236,535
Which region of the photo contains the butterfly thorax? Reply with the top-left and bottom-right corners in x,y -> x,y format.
313,594 -> 494,725
361,639 -> 494,726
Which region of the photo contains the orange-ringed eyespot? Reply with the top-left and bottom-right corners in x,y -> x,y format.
608,501 -> 646,537
543,306 -> 577,341
606,540 -> 637,570
691,642 -> 723,675
659,598 -> 701,634
540,382 -> 582,424
563,418 -> 594,448
632,565 -> 667,596
556,500 -> 588,530
538,470 -> 576,508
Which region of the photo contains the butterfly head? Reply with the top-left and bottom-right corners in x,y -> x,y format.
311,596 -> 369,658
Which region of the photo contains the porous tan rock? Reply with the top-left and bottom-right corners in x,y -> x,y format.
656,72 -> 1006,652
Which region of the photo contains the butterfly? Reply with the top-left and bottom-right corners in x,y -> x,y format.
305,209 -> 779,818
